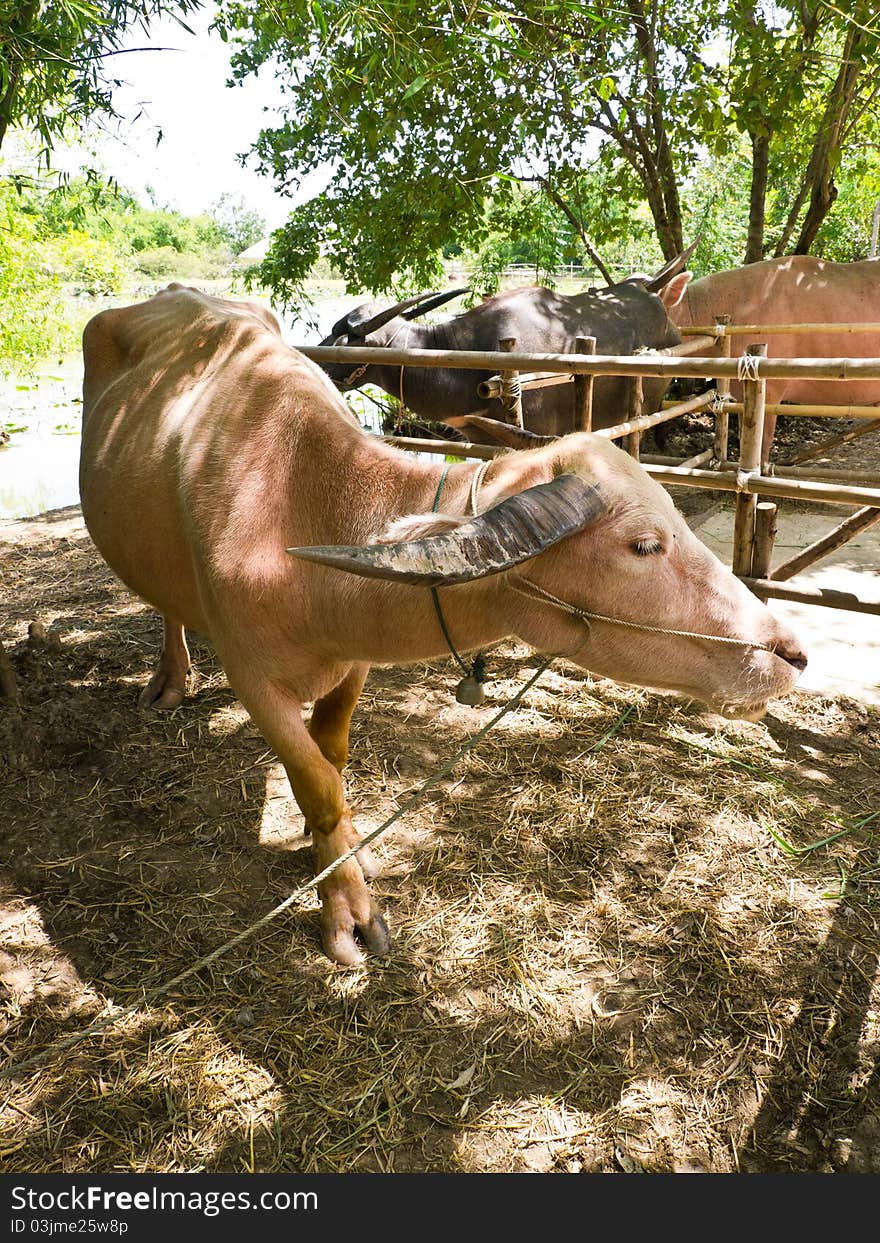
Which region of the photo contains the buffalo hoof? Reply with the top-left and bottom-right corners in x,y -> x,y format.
320,893 -> 391,967
138,672 -> 187,711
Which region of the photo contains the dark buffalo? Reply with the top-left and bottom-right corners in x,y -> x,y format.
318,255 -> 693,440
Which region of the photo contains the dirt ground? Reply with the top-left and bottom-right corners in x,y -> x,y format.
1,415 -> 879,1175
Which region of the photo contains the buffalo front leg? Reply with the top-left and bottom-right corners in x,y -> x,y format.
307,663 -> 380,880
139,617 -> 190,710
233,675 -> 389,966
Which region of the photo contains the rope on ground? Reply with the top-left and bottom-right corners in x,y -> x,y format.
0,657 -> 553,1087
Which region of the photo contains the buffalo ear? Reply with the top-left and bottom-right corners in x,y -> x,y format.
658,271 -> 691,309
287,474 -> 606,585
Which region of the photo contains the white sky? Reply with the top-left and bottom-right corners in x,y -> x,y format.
67,4 -> 317,231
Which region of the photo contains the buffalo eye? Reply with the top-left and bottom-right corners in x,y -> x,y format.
633,537 -> 663,556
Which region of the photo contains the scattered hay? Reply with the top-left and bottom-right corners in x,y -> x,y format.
1,508 -> 878,1173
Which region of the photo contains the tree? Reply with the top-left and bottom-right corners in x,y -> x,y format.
215,0 -> 880,305
0,0 -> 201,159
216,0 -> 726,297
729,2 -> 880,262
209,192 -> 265,255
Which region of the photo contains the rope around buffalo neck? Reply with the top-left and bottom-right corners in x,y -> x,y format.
0,658 -> 553,1086
509,574 -> 775,653
429,461 -> 491,684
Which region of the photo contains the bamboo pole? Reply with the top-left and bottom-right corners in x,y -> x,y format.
713,316 -> 732,463
768,506 -> 880,582
752,502 -> 778,580
778,417 -> 880,467
300,343 -> 880,382
625,376 -> 643,458
740,474 -> 880,507
667,333 -> 720,356
683,321 -> 880,336
478,371 -> 571,397
679,447 -> 715,470
380,435 -> 880,509
732,344 -> 768,577
640,453 -> 693,464
572,335 -> 595,432
719,460 -> 880,485
671,400 -> 880,421
595,389 -> 716,442
499,337 -> 523,428
644,465 -> 880,507
381,433 -> 880,507
741,577 -> 880,617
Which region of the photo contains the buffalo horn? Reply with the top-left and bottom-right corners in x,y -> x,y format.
347,290 -> 448,338
641,236 -> 700,293
287,474 -> 605,585
401,287 -> 470,320
464,416 -> 558,449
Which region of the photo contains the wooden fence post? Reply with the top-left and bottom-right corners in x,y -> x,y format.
572,335 -> 595,432
712,315 -> 732,463
625,376 -> 643,458
499,337 -> 523,428
732,343 -> 767,577
752,501 -> 778,580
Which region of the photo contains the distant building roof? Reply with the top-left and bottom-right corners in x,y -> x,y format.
234,237 -> 270,265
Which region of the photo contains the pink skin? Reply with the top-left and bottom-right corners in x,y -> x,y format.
80,285 -> 807,964
671,256 -> 880,462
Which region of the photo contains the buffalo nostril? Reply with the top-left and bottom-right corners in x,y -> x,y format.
775,646 -> 808,672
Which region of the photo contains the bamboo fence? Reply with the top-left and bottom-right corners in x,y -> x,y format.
298,325 -> 880,616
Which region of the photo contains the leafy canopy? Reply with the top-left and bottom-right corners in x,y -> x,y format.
215,1 -> 880,307
0,0 -> 202,157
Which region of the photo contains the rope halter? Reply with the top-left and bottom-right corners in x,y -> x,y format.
508,575 -> 775,654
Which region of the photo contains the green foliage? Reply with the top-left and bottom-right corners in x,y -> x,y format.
215,0 -> 728,306
123,206 -> 224,254
0,182 -> 72,375
0,169 -> 268,372
44,230 -> 129,294
209,192 -> 265,255
216,0 -> 880,306
131,243 -> 230,278
813,150 -> 880,262
0,1 -> 202,157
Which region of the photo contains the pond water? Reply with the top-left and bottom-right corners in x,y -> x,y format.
0,289 -> 370,522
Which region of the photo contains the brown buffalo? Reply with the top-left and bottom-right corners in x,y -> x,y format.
80,285 -> 807,965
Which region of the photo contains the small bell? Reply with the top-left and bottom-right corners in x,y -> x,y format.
455,653 -> 488,706
455,675 -> 486,706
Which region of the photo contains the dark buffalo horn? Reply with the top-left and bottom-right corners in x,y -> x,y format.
347,291 -> 440,338
642,236 -> 701,292
287,475 -> 605,585
464,416 -> 558,449
401,287 -> 470,320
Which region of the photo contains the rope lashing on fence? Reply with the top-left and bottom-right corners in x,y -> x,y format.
0,658 -> 553,1088
500,373 -> 522,410
737,351 -> 763,383
710,389 -> 727,416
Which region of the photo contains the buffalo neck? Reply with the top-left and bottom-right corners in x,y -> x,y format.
290,428 -> 522,665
